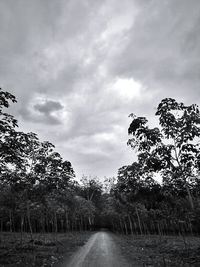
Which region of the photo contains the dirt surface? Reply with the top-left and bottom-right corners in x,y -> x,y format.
57,231 -> 130,267
56,232 -> 200,267
0,232 -> 93,267
1,231 -> 200,266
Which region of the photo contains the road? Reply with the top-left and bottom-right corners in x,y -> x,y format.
63,231 -> 132,267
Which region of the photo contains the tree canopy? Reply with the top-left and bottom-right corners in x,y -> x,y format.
1,90 -> 200,237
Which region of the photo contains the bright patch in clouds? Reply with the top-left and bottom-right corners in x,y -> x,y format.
93,132 -> 116,143
111,78 -> 143,99
100,13 -> 134,41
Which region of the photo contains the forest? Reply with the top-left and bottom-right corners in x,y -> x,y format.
1,87 -> 200,265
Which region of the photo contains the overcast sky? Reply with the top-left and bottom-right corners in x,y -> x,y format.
0,0 -> 200,179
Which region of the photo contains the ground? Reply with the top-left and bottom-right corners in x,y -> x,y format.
113,234 -> 200,266
56,231 -> 129,267
0,231 -> 93,267
0,231 -> 200,266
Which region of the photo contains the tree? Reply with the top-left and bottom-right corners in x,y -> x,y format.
0,88 -> 76,236
0,88 -> 18,173
128,98 -> 200,209
80,176 -> 102,205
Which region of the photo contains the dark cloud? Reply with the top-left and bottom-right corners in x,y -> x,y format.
34,100 -> 63,114
17,100 -> 63,125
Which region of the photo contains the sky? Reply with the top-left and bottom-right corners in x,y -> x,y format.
0,0 -> 200,180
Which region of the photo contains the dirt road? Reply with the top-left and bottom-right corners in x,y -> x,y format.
61,231 -> 132,267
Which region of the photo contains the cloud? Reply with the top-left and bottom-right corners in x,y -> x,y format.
34,100 -> 63,114
33,99 -> 64,125
18,98 -> 65,125
109,0 -> 200,104
0,0 -> 199,179
110,78 -> 143,100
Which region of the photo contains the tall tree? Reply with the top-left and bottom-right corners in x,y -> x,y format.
128,98 -> 200,209
0,88 -> 18,173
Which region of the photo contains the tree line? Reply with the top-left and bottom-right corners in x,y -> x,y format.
0,88 -> 102,240
1,87 -> 200,238
103,98 -> 200,236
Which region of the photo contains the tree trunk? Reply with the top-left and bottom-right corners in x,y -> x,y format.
124,220 -> 128,235
157,221 -> 162,240
9,210 -> 12,232
188,218 -> 193,235
128,215 -> 133,235
54,212 -> 58,242
65,211 -> 69,231
186,184 -> 194,210
20,215 -> 24,246
26,202 -> 33,240
119,218 -> 124,234
54,212 -> 58,233
136,207 -> 143,235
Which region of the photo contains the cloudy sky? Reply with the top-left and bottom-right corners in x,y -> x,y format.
0,0 -> 200,179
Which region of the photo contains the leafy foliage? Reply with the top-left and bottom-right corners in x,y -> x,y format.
0,88 -> 97,234
1,90 -> 200,238
101,98 -> 200,235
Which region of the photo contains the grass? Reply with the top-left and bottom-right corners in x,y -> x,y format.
1,231 -> 200,266
114,234 -> 200,266
0,231 -> 93,267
